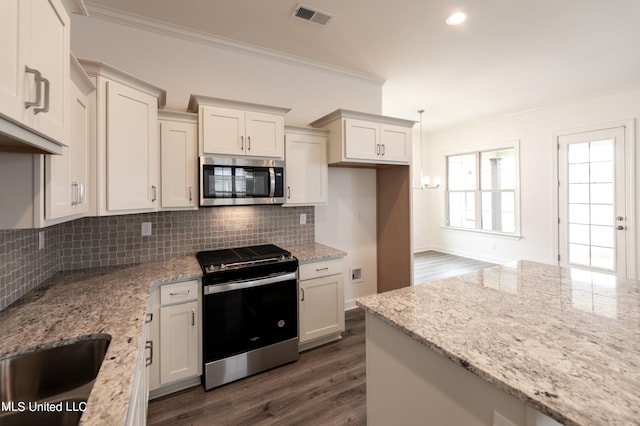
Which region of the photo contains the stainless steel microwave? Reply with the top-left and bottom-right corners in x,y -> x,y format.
199,156 -> 285,206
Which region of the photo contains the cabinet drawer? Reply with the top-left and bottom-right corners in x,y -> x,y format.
160,280 -> 198,305
299,259 -> 343,281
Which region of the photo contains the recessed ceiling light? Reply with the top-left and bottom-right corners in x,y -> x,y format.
446,10 -> 469,26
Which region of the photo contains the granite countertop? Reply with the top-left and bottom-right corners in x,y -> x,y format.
0,256 -> 202,425
285,242 -> 347,263
357,260 -> 640,426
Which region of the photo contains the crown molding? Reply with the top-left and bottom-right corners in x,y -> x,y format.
84,2 -> 386,86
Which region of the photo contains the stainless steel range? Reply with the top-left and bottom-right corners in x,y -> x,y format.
196,244 -> 299,391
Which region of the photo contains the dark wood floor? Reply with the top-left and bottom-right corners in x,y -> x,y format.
413,250 -> 495,284
147,308 -> 366,426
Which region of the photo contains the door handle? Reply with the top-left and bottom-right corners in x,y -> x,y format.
24,67 -> 42,110
247,136 -> 251,151
34,77 -> 50,114
300,287 -> 305,302
616,225 -> 625,230
192,308 -> 195,326
145,341 -> 153,367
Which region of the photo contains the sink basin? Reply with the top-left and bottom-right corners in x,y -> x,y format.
0,334 -> 111,425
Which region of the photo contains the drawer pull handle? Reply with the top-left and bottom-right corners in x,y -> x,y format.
315,267 -> 329,272
169,289 -> 190,296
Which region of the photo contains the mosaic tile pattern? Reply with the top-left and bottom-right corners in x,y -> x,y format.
0,205 -> 314,311
0,227 -> 60,311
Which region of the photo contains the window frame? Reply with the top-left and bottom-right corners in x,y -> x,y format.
444,142 -> 521,237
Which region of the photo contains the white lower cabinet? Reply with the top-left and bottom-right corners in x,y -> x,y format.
298,259 -> 345,351
148,279 -> 201,399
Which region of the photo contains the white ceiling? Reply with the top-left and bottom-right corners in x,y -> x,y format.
86,0 -> 640,129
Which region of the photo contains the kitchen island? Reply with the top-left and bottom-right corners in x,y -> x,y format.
357,260 -> 640,426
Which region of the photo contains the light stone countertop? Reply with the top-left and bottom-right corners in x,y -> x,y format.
0,256 -> 202,425
356,260 -> 640,426
285,242 -> 347,263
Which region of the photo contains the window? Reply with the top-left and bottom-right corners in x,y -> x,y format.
446,145 -> 518,234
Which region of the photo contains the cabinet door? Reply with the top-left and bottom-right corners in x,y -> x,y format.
105,80 -> 158,212
159,301 -> 199,384
201,105 -> 245,155
245,111 -> 284,158
285,132 -> 327,205
23,0 -> 70,143
0,0 -> 22,123
344,118 -> 379,161
45,81 -> 89,219
69,86 -> 90,215
299,274 -> 345,344
380,124 -> 411,163
160,120 -> 197,209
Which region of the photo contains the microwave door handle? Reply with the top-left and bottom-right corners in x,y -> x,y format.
269,168 -> 276,197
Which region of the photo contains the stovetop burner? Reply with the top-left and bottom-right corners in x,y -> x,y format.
196,244 -> 294,274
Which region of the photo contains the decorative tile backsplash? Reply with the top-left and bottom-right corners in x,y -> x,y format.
0,227 -> 61,311
0,205 -> 314,311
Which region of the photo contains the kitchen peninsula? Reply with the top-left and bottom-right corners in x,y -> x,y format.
357,261 -> 640,426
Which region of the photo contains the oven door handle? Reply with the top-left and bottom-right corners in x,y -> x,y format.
204,271 -> 296,295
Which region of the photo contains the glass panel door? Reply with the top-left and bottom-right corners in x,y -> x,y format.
558,127 -> 626,274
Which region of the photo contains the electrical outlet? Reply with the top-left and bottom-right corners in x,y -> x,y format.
350,267 -> 363,283
300,213 -> 307,225
38,231 -> 45,250
141,222 -> 152,236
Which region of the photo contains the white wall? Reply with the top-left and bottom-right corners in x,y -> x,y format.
414,87 -> 640,270
70,14 -> 384,304
315,168 -> 378,308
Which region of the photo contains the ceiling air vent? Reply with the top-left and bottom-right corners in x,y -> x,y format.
292,3 -> 334,26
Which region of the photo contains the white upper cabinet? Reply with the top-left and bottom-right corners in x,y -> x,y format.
311,109 -> 414,166
80,60 -> 166,216
284,126 -> 328,206
159,111 -> 198,210
45,55 -> 94,220
0,0 -> 71,153
188,95 -> 289,159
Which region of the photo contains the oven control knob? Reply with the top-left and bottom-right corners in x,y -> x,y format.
278,255 -> 285,262
220,263 -> 227,270
277,320 -> 285,328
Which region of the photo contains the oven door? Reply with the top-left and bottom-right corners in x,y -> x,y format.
202,272 -> 299,389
